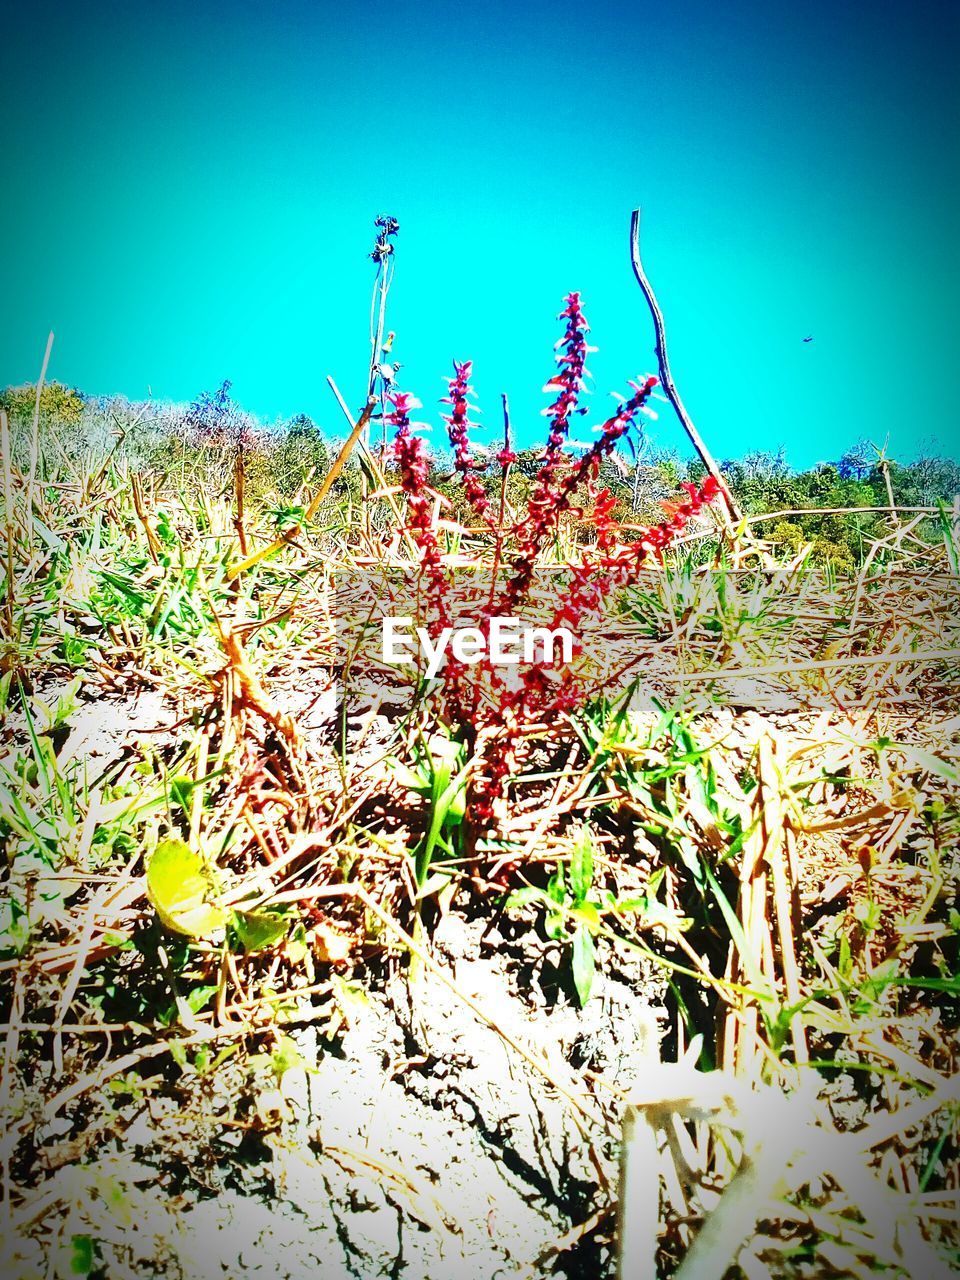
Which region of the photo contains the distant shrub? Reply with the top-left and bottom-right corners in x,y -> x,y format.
0,381 -> 84,427
811,536 -> 856,572
183,379 -> 255,447
770,520 -> 805,553
2,374 -> 957,563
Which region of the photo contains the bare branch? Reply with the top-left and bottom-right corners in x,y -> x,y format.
630,209 -> 742,528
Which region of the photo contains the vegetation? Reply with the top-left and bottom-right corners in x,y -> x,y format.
1,378 -> 955,572
1,230 -> 958,1278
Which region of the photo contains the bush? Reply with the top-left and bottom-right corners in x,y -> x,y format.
0,382 -> 84,428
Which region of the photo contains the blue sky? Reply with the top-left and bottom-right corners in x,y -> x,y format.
2,0 -> 957,466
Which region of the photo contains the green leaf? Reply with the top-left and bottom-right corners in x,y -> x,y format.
569,827 -> 594,903
546,868 -> 566,905
210,1043 -> 240,1071
647,866 -> 667,897
937,499 -> 960,574
232,909 -> 288,953
571,926 -> 595,1006
389,759 -> 430,794
270,1033 -> 308,1081
861,957 -> 902,1003
31,517 -> 66,554
703,863 -> 777,1013
439,776 -> 467,825
545,910 -> 565,942
169,1041 -> 189,1069
0,669 -> 14,715
838,933 -> 852,979
0,899 -> 31,955
183,984 -> 217,1014
332,973 -> 370,1018
571,901 -> 601,929
146,838 -> 227,938
68,1235 -> 95,1277
504,886 -> 542,910
416,869 -> 454,900
169,776 -> 196,813
615,896 -> 649,915
674,834 -> 704,883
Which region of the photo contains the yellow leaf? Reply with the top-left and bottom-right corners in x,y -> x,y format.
146,839 -> 227,939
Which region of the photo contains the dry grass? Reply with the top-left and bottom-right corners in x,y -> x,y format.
0,419 -> 958,1277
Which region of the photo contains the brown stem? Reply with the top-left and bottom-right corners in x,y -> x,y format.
486,393 -> 513,611
629,208 -> 742,529
26,331 -> 54,513
228,396 -> 376,580
1,412 -> 15,639
130,473 -> 162,564
233,441 -> 248,555
879,456 -> 901,531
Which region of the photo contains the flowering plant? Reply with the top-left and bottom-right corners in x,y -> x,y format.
387,293 -> 720,830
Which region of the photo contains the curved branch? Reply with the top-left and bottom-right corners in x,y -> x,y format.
630,208 -> 742,528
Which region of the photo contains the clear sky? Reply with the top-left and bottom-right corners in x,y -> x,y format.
2,0 -> 957,466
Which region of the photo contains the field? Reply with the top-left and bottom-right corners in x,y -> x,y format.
1,299 -> 959,1280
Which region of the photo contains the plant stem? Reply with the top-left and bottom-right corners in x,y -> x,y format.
26,331 -> 54,514
629,208 -> 741,529
1,411 -> 15,639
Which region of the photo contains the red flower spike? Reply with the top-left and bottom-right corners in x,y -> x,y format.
443,360 -> 491,520
387,300 -> 721,848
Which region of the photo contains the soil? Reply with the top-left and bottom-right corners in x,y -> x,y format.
28,915 -> 665,1279
8,682 -> 669,1278
6,631 -> 958,1280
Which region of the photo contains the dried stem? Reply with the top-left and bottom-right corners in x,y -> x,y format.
233,440 -> 248,555
629,208 -> 741,528
26,330 -> 54,512
1,411 -> 15,638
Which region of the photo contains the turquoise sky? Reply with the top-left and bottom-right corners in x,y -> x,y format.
2,0 -> 957,466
